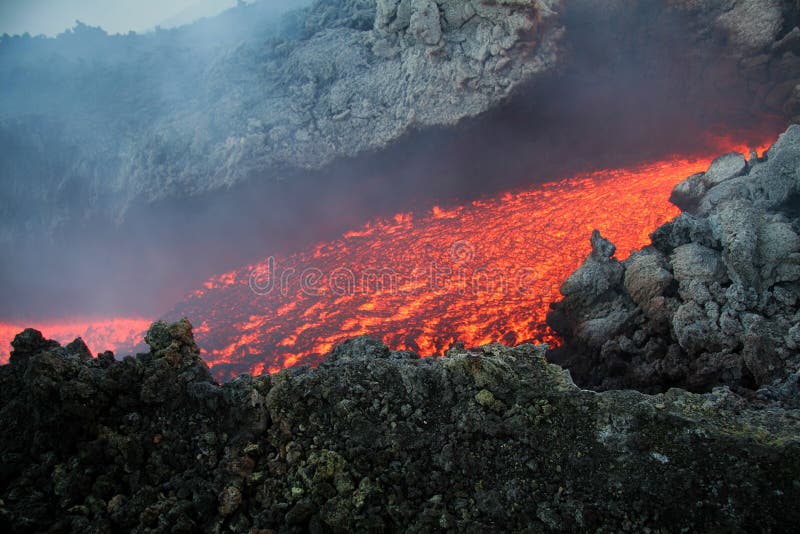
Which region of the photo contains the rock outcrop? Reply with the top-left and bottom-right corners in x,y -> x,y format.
0,0 -> 564,237
548,125 -> 800,397
3,1 -> 800,243
1,320 -> 799,531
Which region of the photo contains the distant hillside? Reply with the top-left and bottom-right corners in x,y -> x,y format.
158,0 -> 238,30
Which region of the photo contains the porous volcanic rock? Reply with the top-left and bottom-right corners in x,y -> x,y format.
548,124 -> 800,397
1,320 -> 799,531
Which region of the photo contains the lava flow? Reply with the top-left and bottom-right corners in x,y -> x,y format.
166,137 -> 774,379
0,138 -> 774,376
0,318 -> 151,363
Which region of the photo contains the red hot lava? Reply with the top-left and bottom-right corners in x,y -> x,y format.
165,137 -> 773,379
0,318 -> 150,364
0,137 -> 774,377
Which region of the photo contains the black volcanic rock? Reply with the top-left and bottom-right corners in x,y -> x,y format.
1,320 -> 800,531
548,124 -> 800,396
9,329 -> 61,364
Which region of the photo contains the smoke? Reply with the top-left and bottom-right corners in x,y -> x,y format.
0,0 -> 791,323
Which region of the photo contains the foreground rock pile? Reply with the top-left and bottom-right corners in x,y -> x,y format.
549,125 -> 800,398
1,319 -> 799,532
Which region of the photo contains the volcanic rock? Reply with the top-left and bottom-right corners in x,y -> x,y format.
702,152 -> 747,187
712,0 -> 784,51
671,242 -> 727,283
1,322 -> 799,531
8,329 -> 61,364
668,172 -> 707,212
0,0 -> 564,241
3,0 -> 800,245
548,124 -> 800,395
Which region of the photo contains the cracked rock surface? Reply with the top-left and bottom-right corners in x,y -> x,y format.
549,124 -> 800,398
0,0 -> 564,238
4,1 -> 800,242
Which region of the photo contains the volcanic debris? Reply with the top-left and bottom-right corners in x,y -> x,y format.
1,313 -> 800,531
549,124 -> 800,401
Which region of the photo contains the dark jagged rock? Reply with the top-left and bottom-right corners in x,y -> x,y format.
548,124 -> 800,396
1,323 -> 799,532
9,329 -> 61,364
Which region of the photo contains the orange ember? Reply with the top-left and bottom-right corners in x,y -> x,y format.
0,318 -> 150,364
168,138 -> 774,379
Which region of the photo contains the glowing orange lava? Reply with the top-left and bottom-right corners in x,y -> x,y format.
167,138 -> 774,379
0,137 -> 774,378
0,318 -> 150,364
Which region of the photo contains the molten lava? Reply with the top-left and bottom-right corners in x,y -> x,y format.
0,318 -> 151,364
166,138 -> 773,379
0,137 -> 774,377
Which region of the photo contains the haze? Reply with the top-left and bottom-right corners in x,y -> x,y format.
0,0 -> 239,36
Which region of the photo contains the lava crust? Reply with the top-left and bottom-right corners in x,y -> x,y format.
549,125 -> 800,397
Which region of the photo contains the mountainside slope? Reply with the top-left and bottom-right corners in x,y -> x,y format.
0,0 -> 564,240
2,0 -> 800,243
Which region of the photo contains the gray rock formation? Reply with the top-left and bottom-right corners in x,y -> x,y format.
0,0 -> 564,238
549,124 -> 800,396
3,1 -> 800,244
669,0 -> 786,51
1,321 -> 799,531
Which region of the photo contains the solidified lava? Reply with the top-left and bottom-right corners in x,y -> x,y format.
0,318 -> 150,364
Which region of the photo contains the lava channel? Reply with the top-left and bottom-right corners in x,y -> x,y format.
0,138 -> 775,376
165,137 -> 775,379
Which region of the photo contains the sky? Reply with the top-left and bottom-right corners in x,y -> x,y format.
0,0 -> 239,36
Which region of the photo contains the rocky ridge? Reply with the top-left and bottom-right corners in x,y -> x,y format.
0,0 -> 564,235
548,124 -> 800,399
4,1 -> 800,241
1,320 -> 799,532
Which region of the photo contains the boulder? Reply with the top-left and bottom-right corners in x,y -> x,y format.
624,252 -> 673,308
550,124 -> 800,395
669,172 -> 707,212
702,152 -> 747,187
671,243 -> 727,283
9,328 -> 60,364
559,230 -> 624,303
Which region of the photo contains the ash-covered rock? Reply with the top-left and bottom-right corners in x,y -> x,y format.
4,0 -> 800,247
548,124 -> 800,396
0,0 -> 564,240
2,320 -> 799,531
